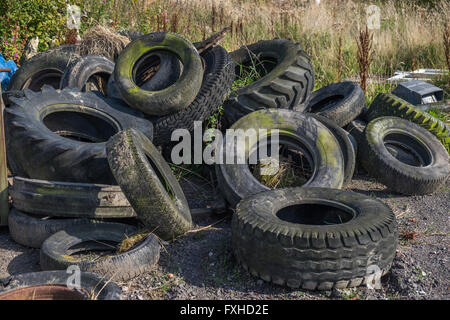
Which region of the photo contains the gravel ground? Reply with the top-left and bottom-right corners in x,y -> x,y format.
0,172 -> 448,300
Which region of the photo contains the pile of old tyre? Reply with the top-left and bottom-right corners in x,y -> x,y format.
1,31 -> 449,298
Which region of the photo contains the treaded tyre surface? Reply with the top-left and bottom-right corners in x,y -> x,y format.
5,86 -> 153,184
232,187 -> 398,290
216,109 -> 344,207
9,177 -> 135,218
60,54 -> 114,92
309,114 -> 356,186
150,45 -> 234,146
360,117 -> 449,195
114,32 -> 203,116
40,223 -> 160,282
366,93 -> 450,153
8,45 -> 79,91
106,129 -> 192,240
223,39 -> 314,125
0,270 -> 121,300
8,209 -> 92,248
305,81 -> 366,127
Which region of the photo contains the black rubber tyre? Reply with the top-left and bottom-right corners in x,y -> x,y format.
59,54 -> 114,92
40,223 -> 160,282
216,109 -> 344,208
305,81 -> 366,127
150,45 -> 234,146
114,32 -> 203,116
106,129 -> 192,240
9,177 -> 135,218
366,93 -> 450,153
7,209 -> 93,248
233,187 -> 398,290
223,39 -> 314,125
107,51 -> 181,100
0,270 -> 121,300
360,117 -> 450,195
7,45 -> 79,91
309,114 -> 356,186
5,87 -> 153,184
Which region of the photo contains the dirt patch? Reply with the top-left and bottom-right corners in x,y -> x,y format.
0,172 -> 448,300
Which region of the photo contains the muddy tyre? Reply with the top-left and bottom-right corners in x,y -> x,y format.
150,45 -> 234,145
0,270 -> 121,300
114,32 -> 203,116
305,81 -> 366,127
223,39 -> 314,125
106,129 -> 192,240
232,187 -> 398,290
5,87 -> 153,184
216,109 -> 344,207
40,223 -> 160,282
59,54 -> 114,92
7,209 -> 92,248
360,117 -> 450,195
8,45 -> 79,91
9,177 -> 135,218
309,114 -> 356,186
366,93 -> 450,153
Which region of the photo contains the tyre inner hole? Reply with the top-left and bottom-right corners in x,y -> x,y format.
276,202 -> 355,225
43,110 -> 119,143
235,56 -> 277,88
24,69 -> 63,91
249,136 -> 314,189
309,94 -> 345,113
132,51 -> 182,90
84,72 -> 110,95
383,132 -> 432,167
67,240 -> 120,261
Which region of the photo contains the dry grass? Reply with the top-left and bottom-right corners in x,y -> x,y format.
77,25 -> 130,61
357,25 -> 374,93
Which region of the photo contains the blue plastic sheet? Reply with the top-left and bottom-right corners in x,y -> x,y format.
0,53 -> 18,90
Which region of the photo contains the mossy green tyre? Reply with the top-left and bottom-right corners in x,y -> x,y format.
216,109 -> 344,207
232,187 -> 398,290
106,129 -> 192,240
114,32 -> 203,116
360,117 -> 449,195
367,93 -> 450,153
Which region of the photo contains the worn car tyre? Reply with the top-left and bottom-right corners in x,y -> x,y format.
223,39 -> 314,125
114,32 -> 203,116
0,270 -> 121,300
360,117 -> 450,195
60,54 -> 114,93
5,87 -> 153,184
107,51 -> 181,100
309,114 -> 356,186
216,109 -> 344,207
106,129 -> 192,240
305,81 -> 366,127
366,93 -> 450,153
8,45 -> 79,91
150,45 -> 234,146
232,187 -> 398,290
7,209 -> 93,248
40,223 -> 160,282
9,177 -> 135,218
